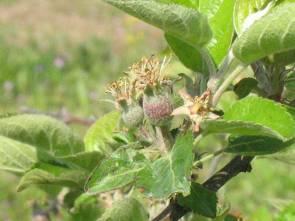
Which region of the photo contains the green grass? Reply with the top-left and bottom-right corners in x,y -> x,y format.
0,33 -> 164,115
225,159 -> 295,219
0,0 -> 164,116
0,0 -> 17,5
0,36 -> 118,115
0,171 -> 47,221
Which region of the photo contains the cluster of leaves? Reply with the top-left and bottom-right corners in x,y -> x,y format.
0,0 -> 295,221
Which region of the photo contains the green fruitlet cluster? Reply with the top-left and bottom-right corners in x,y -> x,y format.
106,56 -> 174,128
105,55 -> 219,146
106,55 -> 217,134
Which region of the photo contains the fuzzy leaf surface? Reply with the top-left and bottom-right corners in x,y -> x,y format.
16,152 -> 105,191
87,159 -> 144,195
58,151 -> 104,172
269,49 -> 295,66
103,0 -> 212,47
98,197 -> 148,221
201,119 -> 283,140
234,0 -> 272,34
165,0 -> 234,69
138,133 -> 194,198
223,96 -> 295,140
159,0 -> 199,9
199,0 -> 235,64
0,135 -> 44,174
84,111 -> 120,153
0,114 -> 83,156
86,149 -> 146,195
226,136 -> 295,155
165,34 -> 210,74
71,194 -> 103,221
17,162 -> 88,191
233,2 -> 295,64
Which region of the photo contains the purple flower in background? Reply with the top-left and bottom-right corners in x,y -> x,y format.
53,56 -> 66,69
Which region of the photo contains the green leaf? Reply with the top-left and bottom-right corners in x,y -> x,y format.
226,136 -> 295,155
164,0 -> 235,64
165,0 -> 234,69
165,34 -> 211,74
71,194 -> 104,221
225,215 -> 239,221
63,190 -> 83,209
87,160 -> 144,195
178,183 -> 217,218
259,142 -> 295,165
284,71 -> 295,102
234,77 -> 258,98
233,0 -> 272,34
0,114 -> 83,156
217,91 -> 238,113
58,151 -> 104,172
103,0 -> 212,47
84,111 -> 120,153
285,105 -> 295,121
86,149 -> 146,195
199,0 -> 235,64
98,197 -> 148,221
138,133 -> 194,198
277,202 -> 295,221
233,2 -> 295,64
0,135 -> 43,174
268,49 -> 295,66
201,119 -> 284,140
17,162 -> 88,191
223,96 -> 295,140
159,0 -> 199,9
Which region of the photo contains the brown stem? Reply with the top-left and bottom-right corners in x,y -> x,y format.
203,156 -> 253,191
152,202 -> 174,221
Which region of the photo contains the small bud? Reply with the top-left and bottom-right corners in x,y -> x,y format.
121,104 -> 144,128
143,94 -> 173,126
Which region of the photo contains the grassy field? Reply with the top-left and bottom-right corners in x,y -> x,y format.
0,0 -> 164,116
0,1 -> 294,220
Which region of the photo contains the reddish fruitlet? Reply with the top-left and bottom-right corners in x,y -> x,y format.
143,94 -> 173,126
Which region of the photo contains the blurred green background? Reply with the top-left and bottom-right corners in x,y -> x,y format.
0,0 -> 294,220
